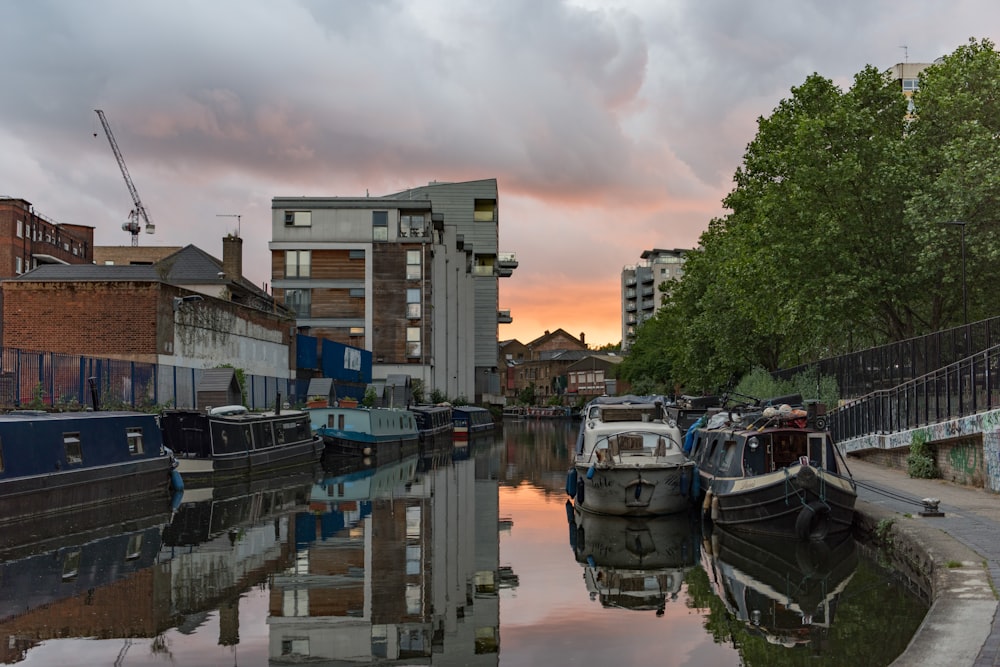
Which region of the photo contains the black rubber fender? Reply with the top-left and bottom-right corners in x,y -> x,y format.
795,500 -> 831,541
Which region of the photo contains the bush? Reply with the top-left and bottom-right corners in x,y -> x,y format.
906,432 -> 939,479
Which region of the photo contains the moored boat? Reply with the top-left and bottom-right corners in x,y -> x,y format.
159,404 -> 322,488
452,405 -> 494,440
567,395 -> 695,517
314,405 -> 420,465
689,395 -> 857,540
410,403 -> 453,439
0,409 -> 180,529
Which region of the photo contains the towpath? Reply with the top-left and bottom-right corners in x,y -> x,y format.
848,457 -> 1000,667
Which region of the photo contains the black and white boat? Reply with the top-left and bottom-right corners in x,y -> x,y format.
160,404 -> 322,488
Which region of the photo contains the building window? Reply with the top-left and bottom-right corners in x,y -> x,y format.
285,288 -> 312,317
902,78 -> 919,92
15,220 -> 22,238
349,288 -> 364,298
406,327 -> 421,357
285,250 -> 311,278
406,250 -> 421,280
284,211 -> 311,227
406,288 -> 421,318
14,257 -> 21,274
474,199 -> 496,222
372,211 -> 388,241
399,214 -> 425,238
349,249 -> 365,259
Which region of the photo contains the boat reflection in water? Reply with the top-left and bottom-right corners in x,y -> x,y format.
270,443 -> 503,664
701,526 -> 858,650
0,504 -> 172,664
568,503 -> 700,615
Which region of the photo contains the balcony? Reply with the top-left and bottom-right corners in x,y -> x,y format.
498,310 -> 513,324
498,252 -> 518,277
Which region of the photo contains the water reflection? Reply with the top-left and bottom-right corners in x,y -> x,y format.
569,504 -> 700,615
270,433 -> 504,664
701,527 -> 858,649
0,421 -> 926,666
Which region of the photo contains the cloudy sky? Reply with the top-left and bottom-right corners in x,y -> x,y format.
1,1 -> 998,347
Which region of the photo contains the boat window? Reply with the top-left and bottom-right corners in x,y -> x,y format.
125,534 -> 143,560
62,549 -> 82,581
126,427 -> 144,455
719,440 -> 737,471
63,432 -> 82,465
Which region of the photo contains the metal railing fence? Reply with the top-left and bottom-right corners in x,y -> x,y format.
774,316 -> 1000,399
829,344 -> 1000,441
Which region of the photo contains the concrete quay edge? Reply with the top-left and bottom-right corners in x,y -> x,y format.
853,497 -> 998,667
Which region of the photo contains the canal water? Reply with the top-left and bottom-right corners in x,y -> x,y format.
2,418 -> 926,666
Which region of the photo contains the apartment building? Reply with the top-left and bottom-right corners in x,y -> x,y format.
0,197 -> 94,277
270,179 -> 517,403
621,248 -> 687,352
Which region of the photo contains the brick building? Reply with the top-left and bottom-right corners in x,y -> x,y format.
0,197 -> 93,277
2,242 -> 293,377
501,329 -> 627,404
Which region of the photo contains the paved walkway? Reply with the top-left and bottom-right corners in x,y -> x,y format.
848,457 -> 1000,667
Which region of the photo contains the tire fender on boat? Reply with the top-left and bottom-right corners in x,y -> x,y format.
795,500 -> 831,541
710,494 -> 720,522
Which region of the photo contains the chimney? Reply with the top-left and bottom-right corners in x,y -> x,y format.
580,332 -> 586,345
222,235 -> 243,282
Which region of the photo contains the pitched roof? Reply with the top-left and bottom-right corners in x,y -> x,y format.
10,244 -> 277,311
198,367 -> 238,392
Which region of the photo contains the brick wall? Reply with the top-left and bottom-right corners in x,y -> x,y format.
2,281 -> 160,361
850,435 -> 986,489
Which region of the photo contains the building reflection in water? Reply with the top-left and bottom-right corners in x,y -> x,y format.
269,434 -> 505,665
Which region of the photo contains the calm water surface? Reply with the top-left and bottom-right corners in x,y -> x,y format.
2,419 -> 926,666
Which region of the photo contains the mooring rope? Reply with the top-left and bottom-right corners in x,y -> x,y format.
854,478 -> 928,509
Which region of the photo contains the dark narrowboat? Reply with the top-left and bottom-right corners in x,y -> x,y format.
690,396 -> 857,540
160,404 -> 322,488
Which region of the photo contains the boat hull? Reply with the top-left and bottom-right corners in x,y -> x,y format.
321,432 -> 420,465
703,463 -> 857,539
162,409 -> 322,488
572,460 -> 696,517
175,436 -> 323,487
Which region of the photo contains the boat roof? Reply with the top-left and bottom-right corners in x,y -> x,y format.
0,410 -> 155,422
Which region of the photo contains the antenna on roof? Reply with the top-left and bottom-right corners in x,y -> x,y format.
900,45 -> 909,63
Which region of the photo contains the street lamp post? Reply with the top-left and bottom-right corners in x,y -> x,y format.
940,220 -> 968,326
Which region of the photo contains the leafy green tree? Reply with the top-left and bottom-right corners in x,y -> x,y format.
906,38 -> 1000,326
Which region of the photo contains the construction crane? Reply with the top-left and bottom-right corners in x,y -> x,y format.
94,109 -> 155,246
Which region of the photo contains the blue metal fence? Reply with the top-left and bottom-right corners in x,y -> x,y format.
0,347 -> 293,411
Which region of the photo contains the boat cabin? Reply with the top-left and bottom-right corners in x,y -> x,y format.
690,404 -> 840,478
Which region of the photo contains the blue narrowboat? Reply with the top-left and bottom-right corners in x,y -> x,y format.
313,406 -> 420,465
0,410 -> 179,530
451,405 -> 495,441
